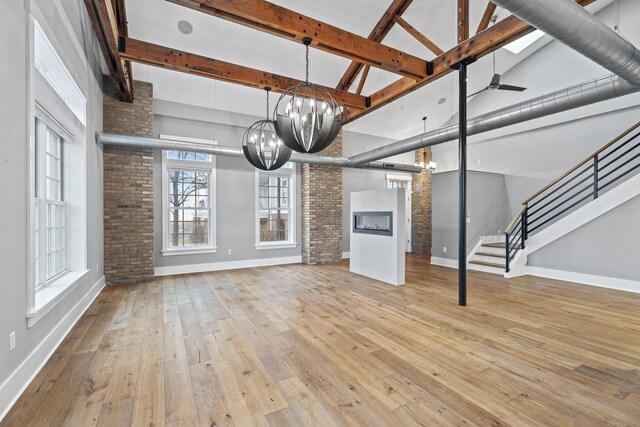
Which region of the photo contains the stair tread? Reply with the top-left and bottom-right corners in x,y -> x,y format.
482,242 -> 520,250
475,251 -> 506,258
469,260 -> 505,269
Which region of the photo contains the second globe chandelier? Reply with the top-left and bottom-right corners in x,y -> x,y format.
274,37 -> 342,154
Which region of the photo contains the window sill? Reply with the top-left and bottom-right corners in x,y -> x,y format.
27,269 -> 90,328
161,247 -> 218,257
255,242 -> 298,251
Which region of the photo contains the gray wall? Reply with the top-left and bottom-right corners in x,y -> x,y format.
432,0 -> 640,218
429,0 -> 640,275
153,100 -> 302,268
432,171 -> 511,260
153,103 -> 419,260
342,131 -> 414,253
0,0 -> 104,391
528,196 -> 640,281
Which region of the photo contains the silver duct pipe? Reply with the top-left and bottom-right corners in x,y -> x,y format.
492,0 -> 640,86
97,132 -> 424,173
349,74 -> 640,165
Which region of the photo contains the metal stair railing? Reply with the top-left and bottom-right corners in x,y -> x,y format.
503,119 -> 640,273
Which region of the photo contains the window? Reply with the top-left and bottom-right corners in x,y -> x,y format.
35,120 -> 66,285
161,135 -> 217,255
387,178 -> 410,189
256,164 -> 297,249
28,17 -> 89,326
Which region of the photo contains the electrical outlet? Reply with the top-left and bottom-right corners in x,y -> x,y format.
443,246 -> 447,253
96,263 -> 100,273
9,332 -> 15,351
466,217 -> 471,224
477,159 -> 482,165
227,249 -> 232,255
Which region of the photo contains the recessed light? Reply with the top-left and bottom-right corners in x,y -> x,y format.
177,20 -> 193,35
438,97 -> 447,105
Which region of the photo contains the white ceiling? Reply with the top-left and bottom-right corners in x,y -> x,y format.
126,0 -> 614,140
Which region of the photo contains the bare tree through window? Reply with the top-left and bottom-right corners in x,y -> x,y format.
168,151 -> 210,247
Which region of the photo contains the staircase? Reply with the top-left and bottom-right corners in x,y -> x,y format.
468,119 -> 640,276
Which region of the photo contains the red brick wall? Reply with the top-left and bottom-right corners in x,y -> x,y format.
412,148 -> 432,254
301,131 -> 343,264
103,79 -> 155,284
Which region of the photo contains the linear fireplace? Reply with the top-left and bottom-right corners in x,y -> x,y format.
352,211 -> 393,236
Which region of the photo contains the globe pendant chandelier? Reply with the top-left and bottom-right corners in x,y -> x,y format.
274,37 -> 342,154
242,87 -> 292,171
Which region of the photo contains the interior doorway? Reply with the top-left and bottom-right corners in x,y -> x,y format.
386,174 -> 412,252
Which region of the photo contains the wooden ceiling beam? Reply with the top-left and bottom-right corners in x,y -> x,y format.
336,0 -> 415,91
355,65 -> 371,96
120,38 -> 367,111
344,0 -> 596,124
457,0 -> 469,44
393,15 -> 444,56
167,0 -> 428,80
476,2 -> 497,34
83,0 -> 133,101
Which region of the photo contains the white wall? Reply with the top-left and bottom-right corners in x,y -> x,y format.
432,171 -> 511,260
0,0 -> 104,419
342,131 -> 415,253
430,0 -> 640,276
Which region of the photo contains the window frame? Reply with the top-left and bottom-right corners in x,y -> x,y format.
160,134 -> 217,256
254,164 -> 297,250
34,115 -> 69,287
26,13 -> 90,328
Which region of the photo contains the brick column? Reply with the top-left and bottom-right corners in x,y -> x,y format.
412,148 -> 432,254
301,131 -> 343,264
103,79 -> 155,284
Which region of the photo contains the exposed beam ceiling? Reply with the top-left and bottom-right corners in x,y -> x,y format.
393,15 -> 444,56
457,0 -> 469,44
120,38 -> 367,110
343,0 -> 596,124
336,0 -> 414,91
84,0 -> 133,101
166,0 -> 429,80
476,2 -> 497,34
355,65 -> 370,96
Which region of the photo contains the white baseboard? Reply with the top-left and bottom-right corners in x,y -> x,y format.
526,266 -> 640,294
342,251 -> 350,259
155,256 -> 302,276
0,275 -> 105,423
430,257 -> 460,269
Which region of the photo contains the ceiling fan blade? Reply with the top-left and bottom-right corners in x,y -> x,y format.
467,87 -> 490,98
489,74 -> 501,88
497,84 -> 527,92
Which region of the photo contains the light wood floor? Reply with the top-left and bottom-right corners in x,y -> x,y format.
3,254 -> 640,427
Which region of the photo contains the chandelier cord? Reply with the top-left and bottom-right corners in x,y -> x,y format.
305,43 -> 310,83
266,89 -> 269,120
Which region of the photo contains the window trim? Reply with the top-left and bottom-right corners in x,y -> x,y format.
160,134 -> 217,256
254,165 -> 297,250
27,14 -> 89,328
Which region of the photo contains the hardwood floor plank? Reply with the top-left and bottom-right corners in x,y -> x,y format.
28,352 -> 95,426
276,376 -> 339,427
163,277 -> 198,425
5,254 -> 640,426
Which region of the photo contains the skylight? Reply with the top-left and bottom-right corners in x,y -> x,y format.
503,29 -> 545,54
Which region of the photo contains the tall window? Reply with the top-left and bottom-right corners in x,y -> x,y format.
256,164 -> 296,249
161,136 -> 216,255
28,17 -> 88,326
34,119 -> 67,285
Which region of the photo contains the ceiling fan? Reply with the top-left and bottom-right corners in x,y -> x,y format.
468,52 -> 527,98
